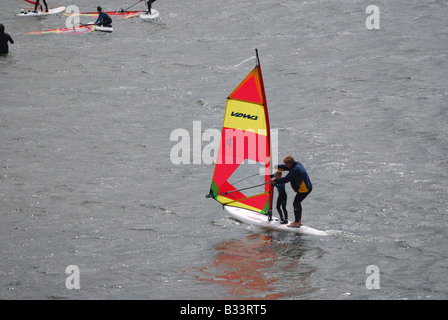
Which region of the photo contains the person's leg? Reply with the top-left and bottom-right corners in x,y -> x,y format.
104,17 -> 112,27
281,199 -> 288,221
290,191 -> 310,227
276,197 -> 284,220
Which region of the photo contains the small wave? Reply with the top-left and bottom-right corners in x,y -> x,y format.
216,56 -> 256,70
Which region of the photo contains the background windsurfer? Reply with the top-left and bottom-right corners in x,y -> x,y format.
95,6 -> 112,27
0,24 -> 14,55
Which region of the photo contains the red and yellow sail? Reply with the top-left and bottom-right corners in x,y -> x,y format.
209,52 -> 272,215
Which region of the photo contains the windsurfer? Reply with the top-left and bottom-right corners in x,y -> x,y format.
0,24 -> 14,55
95,6 -> 112,27
34,0 -> 49,13
273,171 -> 288,224
146,0 -> 156,14
270,155 -> 312,228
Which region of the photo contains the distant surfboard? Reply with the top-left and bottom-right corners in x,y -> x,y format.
18,6 -> 66,17
91,24 -> 114,33
225,206 -> 328,236
26,23 -> 113,35
140,9 -> 160,20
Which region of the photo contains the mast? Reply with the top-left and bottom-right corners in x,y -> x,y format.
254,49 -> 273,214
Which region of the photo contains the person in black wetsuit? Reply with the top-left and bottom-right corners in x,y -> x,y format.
146,0 -> 156,14
273,171 -> 288,224
95,6 -> 112,27
34,0 -> 49,12
0,24 -> 14,55
270,155 -> 312,228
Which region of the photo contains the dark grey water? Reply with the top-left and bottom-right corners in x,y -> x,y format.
1,0 -> 447,300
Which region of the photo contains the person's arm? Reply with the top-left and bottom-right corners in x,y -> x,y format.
275,166 -> 303,186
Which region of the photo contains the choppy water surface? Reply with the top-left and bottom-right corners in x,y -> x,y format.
1,0 -> 447,299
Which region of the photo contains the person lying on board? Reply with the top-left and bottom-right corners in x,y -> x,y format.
270,155 -> 312,228
95,6 -> 112,27
34,0 -> 49,13
147,0 -> 156,14
0,24 -> 14,55
273,171 -> 288,224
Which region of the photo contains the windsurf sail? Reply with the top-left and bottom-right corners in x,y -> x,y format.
207,49 -> 273,216
26,25 -> 94,35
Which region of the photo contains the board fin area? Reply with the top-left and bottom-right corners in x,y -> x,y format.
208,50 -> 273,217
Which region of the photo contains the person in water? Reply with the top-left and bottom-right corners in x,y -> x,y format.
95,6 -> 112,27
273,171 -> 288,224
270,155 -> 312,228
146,0 -> 156,14
0,24 -> 14,55
34,0 -> 49,13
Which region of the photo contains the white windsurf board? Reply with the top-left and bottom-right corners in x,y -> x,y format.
90,24 -> 114,32
225,206 -> 328,236
140,9 -> 159,20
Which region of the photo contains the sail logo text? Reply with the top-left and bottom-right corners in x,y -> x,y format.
230,112 -> 258,121
365,5 -> 380,30
170,121 -> 278,166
